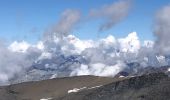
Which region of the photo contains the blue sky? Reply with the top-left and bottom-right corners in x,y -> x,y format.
0,0 -> 170,43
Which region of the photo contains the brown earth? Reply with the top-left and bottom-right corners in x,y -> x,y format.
1,73 -> 170,100
0,75 -> 118,100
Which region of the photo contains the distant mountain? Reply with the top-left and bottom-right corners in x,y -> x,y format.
9,53 -> 170,85
9,54 -> 86,84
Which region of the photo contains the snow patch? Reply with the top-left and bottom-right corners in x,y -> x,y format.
50,74 -> 58,79
119,75 -> 125,78
168,68 -> 170,72
88,85 -> 103,89
68,87 -> 87,93
67,85 -> 103,94
40,97 -> 52,100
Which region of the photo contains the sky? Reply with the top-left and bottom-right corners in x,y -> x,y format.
0,0 -> 170,43
1,0 -> 170,85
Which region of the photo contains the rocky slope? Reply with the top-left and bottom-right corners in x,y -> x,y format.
0,72 -> 170,100
56,73 -> 169,100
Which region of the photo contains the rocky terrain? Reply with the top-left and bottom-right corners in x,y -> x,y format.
0,75 -> 115,100
1,72 -> 170,100
57,73 -> 169,100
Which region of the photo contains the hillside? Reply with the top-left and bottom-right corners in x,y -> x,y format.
1,73 -> 170,100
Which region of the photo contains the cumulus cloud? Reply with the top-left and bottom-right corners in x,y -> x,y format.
118,32 -> 140,53
89,0 -> 131,31
44,9 -> 81,40
154,5 -> 170,55
8,41 -> 30,53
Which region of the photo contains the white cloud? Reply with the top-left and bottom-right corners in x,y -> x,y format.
36,41 -> 44,50
143,40 -> 154,48
118,32 -> 140,53
8,41 -> 30,53
0,42 -> 34,85
90,62 -> 125,77
67,35 -> 94,53
71,61 -> 125,77
8,41 -> 44,53
71,64 -> 90,76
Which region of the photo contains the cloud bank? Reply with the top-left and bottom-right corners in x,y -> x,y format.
0,42 -> 31,85
4,32 -> 158,84
0,41 -> 43,85
0,31 -> 167,85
